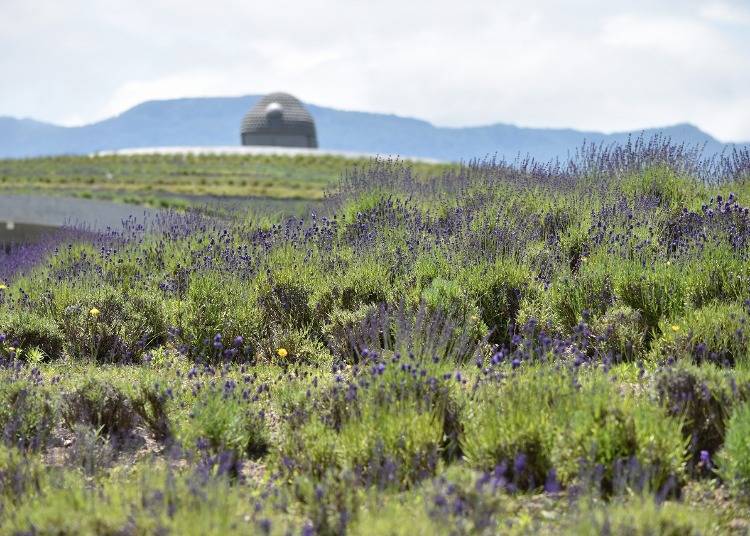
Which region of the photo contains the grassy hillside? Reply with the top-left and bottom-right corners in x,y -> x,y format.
2,140 -> 750,533
0,153 -> 453,207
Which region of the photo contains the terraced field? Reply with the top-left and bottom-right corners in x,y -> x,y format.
0,152 -> 453,207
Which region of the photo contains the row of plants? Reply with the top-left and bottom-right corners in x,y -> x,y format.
1,137 -> 750,533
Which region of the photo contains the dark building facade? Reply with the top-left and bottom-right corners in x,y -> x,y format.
240,92 -> 318,148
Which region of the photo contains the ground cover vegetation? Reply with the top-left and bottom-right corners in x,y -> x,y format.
2,137 -> 750,533
0,153 -> 451,208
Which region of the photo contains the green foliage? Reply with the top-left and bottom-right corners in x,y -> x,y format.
650,302 -> 750,366
620,166 -> 697,209
266,325 -> 330,365
322,303 -> 380,361
281,349 -> 459,488
463,262 -> 534,345
685,249 -> 750,308
654,363 -> 750,468
178,385 -> 268,459
568,495 -> 719,535
58,284 -> 166,363
132,384 -> 173,442
462,369 -> 571,488
551,259 -> 615,332
331,257 -> 391,311
0,310 -> 64,360
422,277 -> 487,344
0,462 -> 271,535
283,404 -> 443,489
62,378 -> 139,438
181,273 -> 262,361
292,471 -> 365,535
0,377 -> 56,450
718,402 -> 750,495
336,402 -> 444,487
551,379 -> 686,493
615,263 -> 687,337
0,447 -> 45,506
463,369 -> 686,493
590,305 -> 646,360
256,249 -> 328,336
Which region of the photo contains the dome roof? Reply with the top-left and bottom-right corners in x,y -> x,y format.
240,92 -> 317,148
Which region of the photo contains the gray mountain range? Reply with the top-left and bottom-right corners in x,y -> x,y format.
0,95 -> 745,161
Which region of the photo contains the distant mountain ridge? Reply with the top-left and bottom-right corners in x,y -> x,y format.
0,95 -> 745,161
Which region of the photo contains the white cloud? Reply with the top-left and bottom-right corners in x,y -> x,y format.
700,2 -> 750,24
1,0 -> 749,141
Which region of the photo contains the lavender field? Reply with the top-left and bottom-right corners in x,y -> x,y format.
2,138 -> 750,534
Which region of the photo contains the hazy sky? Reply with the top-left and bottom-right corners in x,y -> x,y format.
2,0 -> 749,141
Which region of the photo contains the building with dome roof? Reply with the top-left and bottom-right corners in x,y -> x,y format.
240,92 -> 318,148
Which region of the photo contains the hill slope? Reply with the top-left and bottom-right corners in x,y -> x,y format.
0,96 -> 744,161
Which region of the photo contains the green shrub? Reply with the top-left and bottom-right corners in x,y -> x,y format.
0,462 -> 262,535
620,166 -> 695,209
615,263 -> 687,337
522,240 -> 560,283
180,274 -> 262,361
421,278 -> 487,344
568,494 -> 719,535
0,310 -> 64,360
256,249 -> 327,334
552,382 -> 686,494
463,370 -> 686,493
590,305 -> 646,360
407,253 -> 452,301
59,285 -> 166,363
0,447 -> 45,506
515,294 -> 556,337
718,402 -> 750,494
650,302 -> 749,366
179,385 -> 268,459
464,262 -> 534,346
292,471 -> 364,535
322,303 -> 381,361
331,257 -> 391,311
281,417 -> 339,478
62,378 -> 139,439
551,260 -> 615,333
685,250 -> 750,308
462,369 -> 572,488
281,348 -> 459,488
654,363 -> 750,471
132,384 -> 173,442
559,220 -> 590,272
0,378 -> 56,450
337,402 -> 443,488
284,403 -> 443,489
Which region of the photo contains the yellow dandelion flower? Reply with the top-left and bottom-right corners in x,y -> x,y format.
0,284 -> 7,290
8,347 -> 15,353
671,324 -> 680,332
276,348 -> 288,358
89,307 -> 101,318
